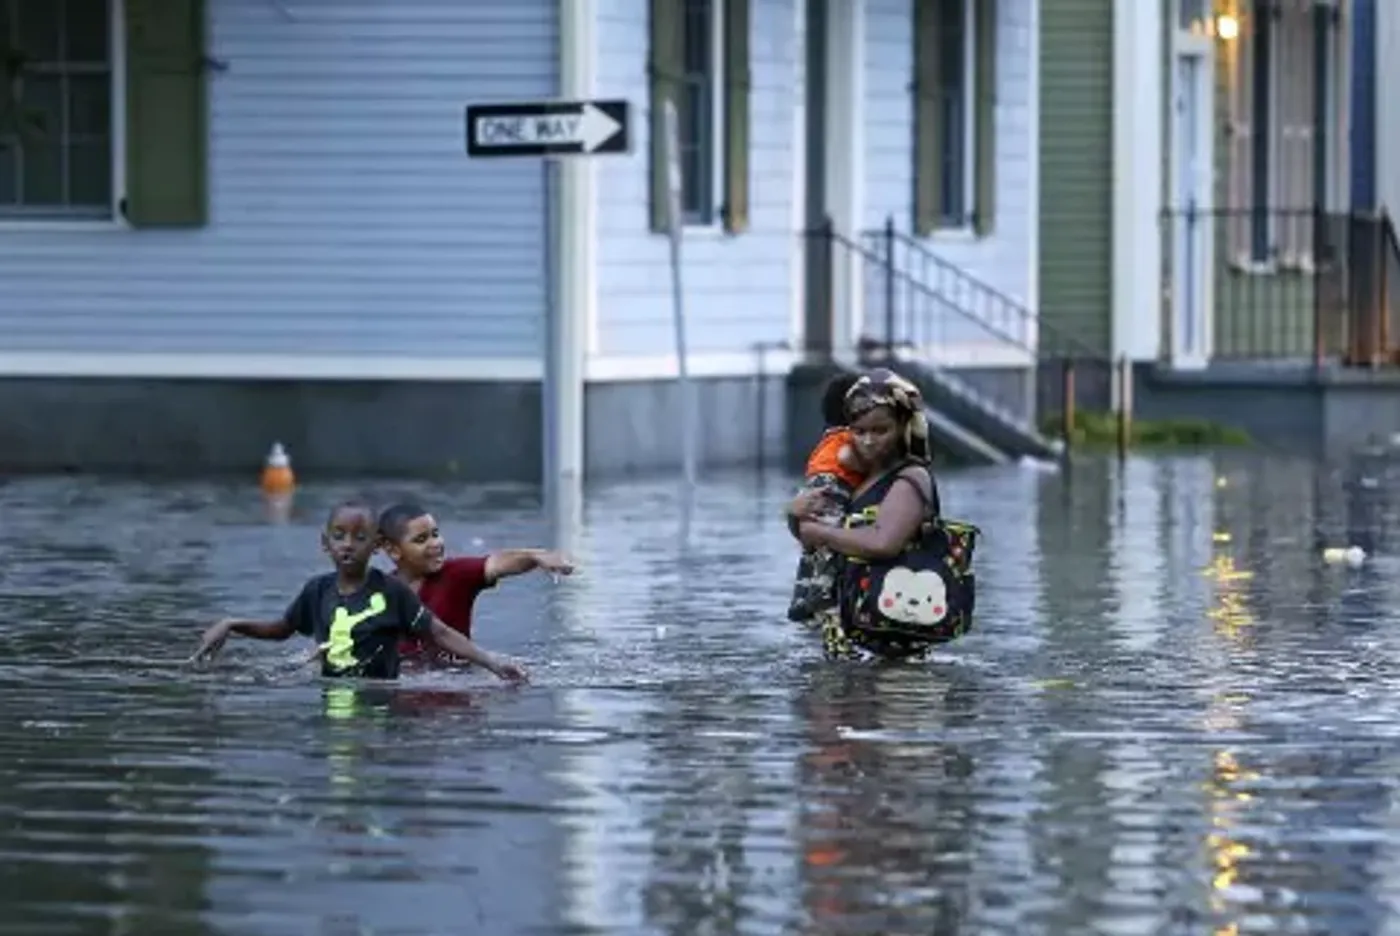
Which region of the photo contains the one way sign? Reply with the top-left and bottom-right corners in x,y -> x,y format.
465,99 -> 631,158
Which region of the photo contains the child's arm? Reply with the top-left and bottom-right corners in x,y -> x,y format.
483,549 -> 574,584
785,472 -> 847,539
425,616 -> 528,683
190,581 -> 314,663
189,618 -> 297,663
390,576 -> 528,682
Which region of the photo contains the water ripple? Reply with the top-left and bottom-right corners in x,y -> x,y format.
2,455 -> 1400,933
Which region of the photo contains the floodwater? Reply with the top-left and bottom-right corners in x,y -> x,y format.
3,452 -> 1400,935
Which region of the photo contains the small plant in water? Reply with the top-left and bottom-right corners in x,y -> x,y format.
1040,411 -> 1253,450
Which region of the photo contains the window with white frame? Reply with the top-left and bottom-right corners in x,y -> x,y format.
1224,0 -> 1345,268
1177,0 -> 1208,30
934,0 -> 976,229
677,0 -> 724,226
0,0 -> 113,219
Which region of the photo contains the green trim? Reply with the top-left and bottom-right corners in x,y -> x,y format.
124,0 -> 208,228
647,0 -> 681,234
972,0 -> 997,236
912,0 -> 942,235
721,0 -> 750,234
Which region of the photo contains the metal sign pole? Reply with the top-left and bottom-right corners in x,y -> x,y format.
662,99 -> 697,487
463,94 -> 630,502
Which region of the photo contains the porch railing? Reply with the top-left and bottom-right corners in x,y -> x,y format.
1159,207 -> 1400,367
860,218 -> 1110,424
804,218 -> 1108,430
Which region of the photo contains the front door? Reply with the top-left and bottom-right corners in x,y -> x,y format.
1172,51 -> 1212,369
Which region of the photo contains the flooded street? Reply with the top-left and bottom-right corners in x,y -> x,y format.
4,453 -> 1400,935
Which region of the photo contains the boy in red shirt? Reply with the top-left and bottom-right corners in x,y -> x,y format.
377,502 -> 575,661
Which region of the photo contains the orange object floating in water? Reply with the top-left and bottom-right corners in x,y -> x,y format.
260,442 -> 295,495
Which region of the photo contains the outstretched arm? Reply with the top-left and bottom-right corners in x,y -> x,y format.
484,549 -> 574,584
190,617 -> 297,662
192,581 -> 315,663
426,616 -> 528,683
227,619 -> 298,640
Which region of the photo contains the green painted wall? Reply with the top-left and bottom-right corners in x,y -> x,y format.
1038,0 -> 1114,358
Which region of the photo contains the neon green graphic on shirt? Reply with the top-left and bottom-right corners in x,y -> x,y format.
323,592 -> 387,671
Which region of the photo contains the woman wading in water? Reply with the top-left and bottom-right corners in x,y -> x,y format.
786,369 -> 978,661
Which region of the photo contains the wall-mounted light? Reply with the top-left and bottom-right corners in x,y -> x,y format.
1216,13 -> 1240,41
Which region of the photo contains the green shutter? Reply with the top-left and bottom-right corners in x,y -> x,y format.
721,0 -> 751,234
973,0 -> 997,236
125,0 -> 208,228
648,0 -> 682,233
913,0 -> 943,236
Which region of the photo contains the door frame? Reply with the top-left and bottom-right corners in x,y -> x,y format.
1168,16 -> 1215,369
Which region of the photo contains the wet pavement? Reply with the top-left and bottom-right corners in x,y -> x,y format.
2,452 -> 1400,935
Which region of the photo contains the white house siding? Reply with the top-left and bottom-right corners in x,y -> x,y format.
0,0 -> 557,365
592,0 -> 800,359
863,0 -> 1038,356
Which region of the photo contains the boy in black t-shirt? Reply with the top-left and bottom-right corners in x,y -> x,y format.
190,500 -> 528,682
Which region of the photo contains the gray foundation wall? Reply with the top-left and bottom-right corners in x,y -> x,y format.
0,364 -> 1036,480
0,374 -> 788,482
1134,364 -> 1400,453
17,363 -> 1391,480
1036,361 -> 1400,455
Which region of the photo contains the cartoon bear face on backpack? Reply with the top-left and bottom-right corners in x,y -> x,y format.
875,567 -> 948,626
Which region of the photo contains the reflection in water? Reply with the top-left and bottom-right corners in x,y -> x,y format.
795,665 -> 980,935
4,455 -> 1400,933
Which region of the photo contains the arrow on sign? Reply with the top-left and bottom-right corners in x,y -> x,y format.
465,99 -> 631,158
473,103 -> 619,152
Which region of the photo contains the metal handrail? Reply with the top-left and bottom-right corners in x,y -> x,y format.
863,217 -> 1104,362
810,220 -> 1032,352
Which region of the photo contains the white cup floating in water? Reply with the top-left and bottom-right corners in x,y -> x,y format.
1321,546 -> 1367,568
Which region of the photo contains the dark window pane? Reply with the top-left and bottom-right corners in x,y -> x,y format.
937,0 -> 965,91
21,75 -> 62,139
68,74 -> 107,134
0,140 -> 17,204
936,0 -> 968,224
681,78 -> 711,217
16,1 -> 60,63
941,90 -> 965,221
20,138 -> 62,204
65,0 -> 109,63
677,0 -> 715,223
682,0 -> 712,74
67,139 -> 108,206
0,0 -> 113,215
1178,0 -> 1206,31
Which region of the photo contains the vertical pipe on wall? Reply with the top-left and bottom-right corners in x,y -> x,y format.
1351,0 -> 1376,212
824,0 -> 863,350
547,0 -> 595,508
802,0 -> 831,358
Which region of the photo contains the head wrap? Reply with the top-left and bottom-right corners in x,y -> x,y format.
843,368 -> 932,463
